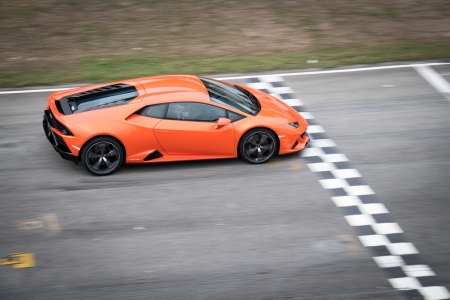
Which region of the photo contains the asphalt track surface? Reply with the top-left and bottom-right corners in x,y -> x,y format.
0,62 -> 449,300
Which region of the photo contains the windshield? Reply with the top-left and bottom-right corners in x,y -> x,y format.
199,77 -> 260,116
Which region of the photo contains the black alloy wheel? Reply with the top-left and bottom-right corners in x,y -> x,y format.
81,137 -> 124,176
239,129 -> 278,164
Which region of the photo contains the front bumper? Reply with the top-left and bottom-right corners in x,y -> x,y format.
43,110 -> 78,164
279,131 -> 310,155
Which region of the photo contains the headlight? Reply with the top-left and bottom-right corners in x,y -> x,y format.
286,122 -> 299,129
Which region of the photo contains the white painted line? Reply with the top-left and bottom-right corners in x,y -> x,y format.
331,196 -> 362,207
218,62 -> 450,80
331,169 -> 361,179
282,98 -> 304,106
246,82 -> 273,90
386,243 -> 419,255
133,226 -> 145,230
307,125 -> 325,133
1,62 -> 449,95
0,88 -> 71,95
299,111 -> 314,119
310,139 -> 336,148
420,286 -> 450,300
402,265 -> 436,277
321,153 -> 349,163
258,75 -> 284,82
255,75 -> 450,299
373,255 -> 404,268
319,178 -> 348,189
415,65 -> 450,101
344,185 -> 374,196
268,86 -> 294,94
359,235 -> 391,247
358,203 -> 389,214
345,214 -> 376,226
301,147 -> 324,157
388,277 -> 422,290
306,162 -> 336,172
372,223 -> 403,235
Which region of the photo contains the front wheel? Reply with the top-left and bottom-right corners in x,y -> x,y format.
239,129 -> 278,164
81,137 -> 124,176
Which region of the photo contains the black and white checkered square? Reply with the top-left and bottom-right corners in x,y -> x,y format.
246,75 -> 450,300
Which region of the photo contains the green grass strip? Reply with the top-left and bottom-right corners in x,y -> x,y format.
1,43 -> 449,87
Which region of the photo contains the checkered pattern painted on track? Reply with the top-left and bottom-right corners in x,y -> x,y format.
246,75 -> 450,300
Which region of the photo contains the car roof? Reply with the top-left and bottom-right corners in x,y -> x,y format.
137,75 -> 211,103
51,75 -> 211,104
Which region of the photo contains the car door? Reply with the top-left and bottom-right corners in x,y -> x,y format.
153,102 -> 235,156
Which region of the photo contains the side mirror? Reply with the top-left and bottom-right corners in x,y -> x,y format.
216,117 -> 231,128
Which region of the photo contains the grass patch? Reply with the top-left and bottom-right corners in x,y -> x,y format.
0,1 -> 449,87
1,43 -> 448,87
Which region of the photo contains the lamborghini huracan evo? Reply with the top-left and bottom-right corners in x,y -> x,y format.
43,75 -> 309,175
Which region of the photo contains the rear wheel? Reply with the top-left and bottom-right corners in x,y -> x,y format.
81,137 -> 124,176
239,129 -> 278,164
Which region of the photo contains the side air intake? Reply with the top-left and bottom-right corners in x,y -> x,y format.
143,150 -> 163,161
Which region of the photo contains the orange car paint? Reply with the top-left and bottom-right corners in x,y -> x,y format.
46,75 -> 309,163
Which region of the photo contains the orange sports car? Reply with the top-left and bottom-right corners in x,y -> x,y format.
43,75 -> 309,175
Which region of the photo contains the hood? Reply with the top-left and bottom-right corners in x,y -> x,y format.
244,86 -> 308,127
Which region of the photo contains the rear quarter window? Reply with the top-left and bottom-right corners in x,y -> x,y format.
140,104 -> 167,119
228,111 -> 245,122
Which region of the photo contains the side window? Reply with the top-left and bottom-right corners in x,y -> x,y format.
167,102 -> 226,122
140,104 -> 167,119
228,111 -> 245,122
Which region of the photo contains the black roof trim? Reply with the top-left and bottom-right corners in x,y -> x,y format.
57,83 -> 137,115
55,100 -> 64,114
66,83 -> 134,102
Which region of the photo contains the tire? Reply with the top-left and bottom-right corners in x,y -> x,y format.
239,128 -> 278,164
81,137 -> 124,176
